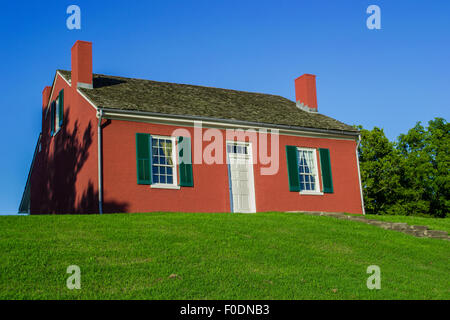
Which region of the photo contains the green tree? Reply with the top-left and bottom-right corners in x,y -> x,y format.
357,126 -> 403,215
358,118 -> 449,217
396,118 -> 449,217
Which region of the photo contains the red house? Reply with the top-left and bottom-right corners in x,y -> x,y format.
19,41 -> 365,215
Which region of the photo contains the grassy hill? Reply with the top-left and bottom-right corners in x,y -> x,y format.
0,212 -> 448,299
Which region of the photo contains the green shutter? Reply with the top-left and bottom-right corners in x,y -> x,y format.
319,148 -> 333,193
136,133 -> 151,185
50,101 -> 55,136
178,136 -> 193,187
58,90 -> 64,127
286,145 -> 300,192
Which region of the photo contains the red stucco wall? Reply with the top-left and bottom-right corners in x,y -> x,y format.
101,119 -> 363,214
30,73 -> 99,214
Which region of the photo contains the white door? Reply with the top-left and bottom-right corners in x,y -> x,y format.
227,142 -> 256,213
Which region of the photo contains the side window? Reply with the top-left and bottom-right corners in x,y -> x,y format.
58,89 -> 64,128
50,101 -> 55,136
50,89 -> 64,137
55,98 -> 60,132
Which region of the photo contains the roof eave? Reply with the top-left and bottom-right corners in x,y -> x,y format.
99,107 -> 360,138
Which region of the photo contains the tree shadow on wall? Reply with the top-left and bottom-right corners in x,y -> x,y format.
35,108 -> 128,214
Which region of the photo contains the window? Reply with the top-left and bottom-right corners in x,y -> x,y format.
50,90 -> 64,137
136,133 -> 192,188
227,143 -> 248,155
297,148 -> 320,194
151,136 -> 177,186
50,101 -> 55,136
55,99 -> 60,133
286,145 -> 333,194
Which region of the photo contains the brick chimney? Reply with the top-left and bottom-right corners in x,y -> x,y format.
294,74 -> 318,113
42,86 -> 51,129
42,86 -> 51,111
71,40 -> 93,89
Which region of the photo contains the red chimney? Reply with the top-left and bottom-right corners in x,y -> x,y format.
42,86 -> 51,111
71,40 -> 93,89
294,74 -> 318,112
42,86 -> 51,129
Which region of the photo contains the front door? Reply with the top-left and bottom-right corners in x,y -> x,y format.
227,142 -> 256,213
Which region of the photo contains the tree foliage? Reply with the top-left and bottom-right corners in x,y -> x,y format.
358,118 -> 449,217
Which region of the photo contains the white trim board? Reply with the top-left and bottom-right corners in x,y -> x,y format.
56,71 -> 98,111
102,111 -> 359,141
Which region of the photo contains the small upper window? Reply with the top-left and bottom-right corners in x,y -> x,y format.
297,148 -> 320,193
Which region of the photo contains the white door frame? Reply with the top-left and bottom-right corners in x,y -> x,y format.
226,141 -> 256,213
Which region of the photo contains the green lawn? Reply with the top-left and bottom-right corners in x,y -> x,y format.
0,212 -> 449,300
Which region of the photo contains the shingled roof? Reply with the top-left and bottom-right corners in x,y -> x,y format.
58,70 -> 357,133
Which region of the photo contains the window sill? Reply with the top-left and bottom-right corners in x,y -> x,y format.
299,191 -> 324,196
151,184 -> 180,190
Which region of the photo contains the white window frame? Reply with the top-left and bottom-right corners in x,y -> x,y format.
150,135 -> 180,190
297,147 -> 323,195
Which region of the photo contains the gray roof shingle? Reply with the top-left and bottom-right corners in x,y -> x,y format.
58,70 -> 357,133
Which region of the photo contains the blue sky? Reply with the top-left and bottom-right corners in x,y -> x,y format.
0,0 -> 448,213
